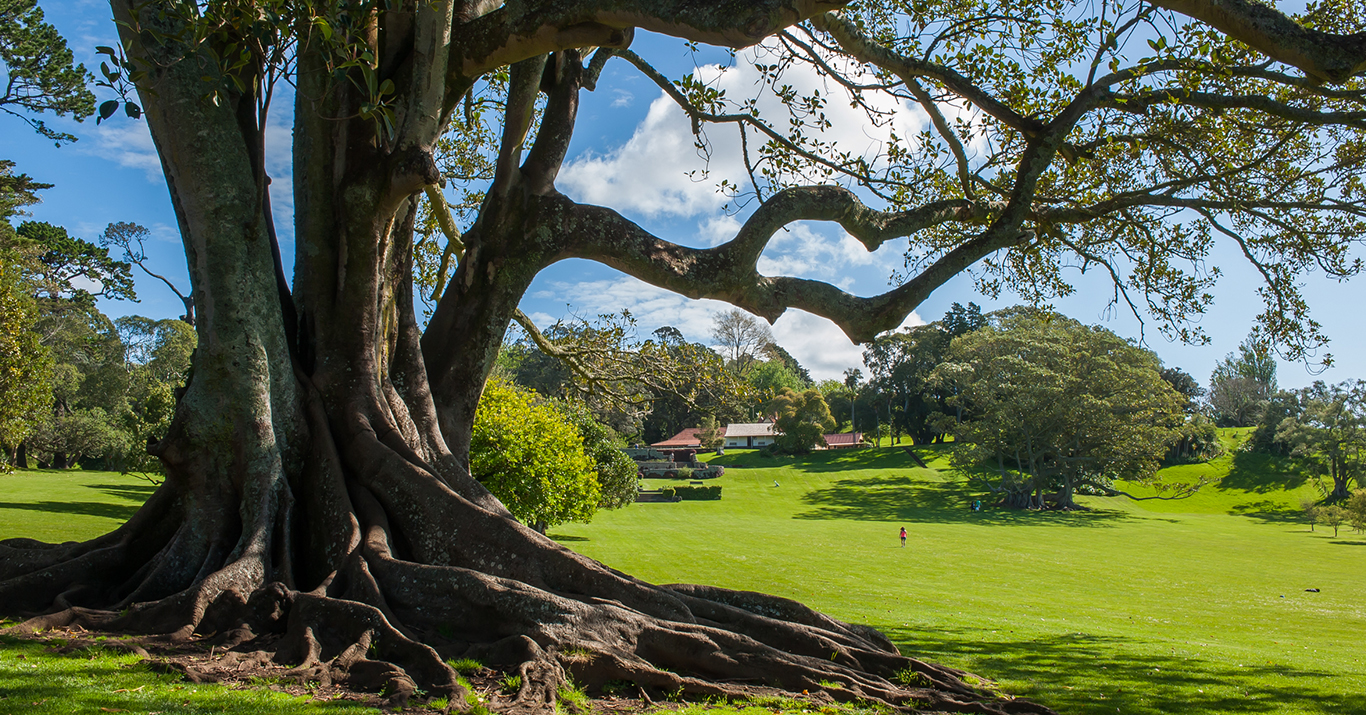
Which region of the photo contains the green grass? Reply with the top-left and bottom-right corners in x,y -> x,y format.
4,438 -> 1363,715
0,635 -> 380,714
550,439 -> 1366,715
0,468 -> 156,542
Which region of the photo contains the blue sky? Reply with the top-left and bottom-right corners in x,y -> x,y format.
7,1 -> 1365,386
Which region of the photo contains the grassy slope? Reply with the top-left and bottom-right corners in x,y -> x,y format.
551,439 -> 1366,715
2,435 -> 1363,715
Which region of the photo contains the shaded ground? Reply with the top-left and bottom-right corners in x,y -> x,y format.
792,474 -> 1130,527
880,624 -> 1366,715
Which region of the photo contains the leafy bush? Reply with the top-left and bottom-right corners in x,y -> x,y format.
673,485 -> 722,500
675,467 -> 693,479
472,380 -> 598,531
659,487 -> 676,500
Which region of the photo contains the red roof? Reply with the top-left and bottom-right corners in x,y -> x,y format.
653,427 -> 713,448
823,432 -> 863,447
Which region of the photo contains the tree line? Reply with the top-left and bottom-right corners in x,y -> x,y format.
1,169 -> 193,474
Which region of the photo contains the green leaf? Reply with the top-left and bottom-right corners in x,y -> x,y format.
96,100 -> 119,123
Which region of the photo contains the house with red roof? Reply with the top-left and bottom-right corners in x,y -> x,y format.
652,427 -> 712,449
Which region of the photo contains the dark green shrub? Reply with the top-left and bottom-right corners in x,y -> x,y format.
659,487 -> 676,499
673,485 -> 722,500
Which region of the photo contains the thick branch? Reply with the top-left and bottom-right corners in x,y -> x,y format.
449,0 -> 848,81
1150,0 -> 1366,83
547,188 -> 1025,342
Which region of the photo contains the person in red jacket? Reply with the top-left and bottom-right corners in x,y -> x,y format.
899,526 -> 907,547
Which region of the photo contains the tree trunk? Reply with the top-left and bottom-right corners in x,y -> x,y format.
15,442 -> 27,470
51,451 -> 68,470
0,3 -> 1053,714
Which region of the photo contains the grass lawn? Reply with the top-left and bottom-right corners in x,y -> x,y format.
552,436 -> 1366,715
0,468 -> 157,543
2,433 -> 1363,715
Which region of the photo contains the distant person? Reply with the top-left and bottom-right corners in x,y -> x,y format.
899,526 -> 907,547
773,480 -> 780,487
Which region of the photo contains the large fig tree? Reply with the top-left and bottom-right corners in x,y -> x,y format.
4,0 -> 1366,712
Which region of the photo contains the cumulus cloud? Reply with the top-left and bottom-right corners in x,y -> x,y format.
559,44 -> 927,222
756,221 -> 896,280
526,275 -> 924,381
82,121 -> 162,182
772,309 -> 924,381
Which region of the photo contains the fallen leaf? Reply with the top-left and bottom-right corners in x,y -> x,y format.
99,708 -> 125,712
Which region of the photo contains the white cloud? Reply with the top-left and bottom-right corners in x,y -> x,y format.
559,43 -> 927,221
558,96 -> 726,217
771,309 -> 924,382
699,215 -> 742,246
264,112 -> 294,243
610,89 -> 634,108
82,120 -> 162,182
757,221 -> 892,279
526,275 -> 925,382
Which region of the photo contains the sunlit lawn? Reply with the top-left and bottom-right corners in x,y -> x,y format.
552,436 -> 1366,715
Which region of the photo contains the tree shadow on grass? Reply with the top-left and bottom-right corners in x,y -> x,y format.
1227,500 -> 1303,523
792,474 -> 1129,527
1329,539 -> 1366,546
1221,450 -> 1307,493
549,533 -> 589,542
882,624 -> 1362,715
0,500 -> 140,521
86,483 -> 159,502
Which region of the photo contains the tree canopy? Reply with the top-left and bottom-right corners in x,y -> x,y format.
1275,380 -> 1366,500
769,387 -> 836,453
0,0 -> 95,143
936,310 -> 1191,509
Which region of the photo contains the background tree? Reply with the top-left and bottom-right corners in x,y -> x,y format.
470,380 -> 600,533
7,0 -> 1366,709
0,255 -> 51,468
1320,505 -> 1348,537
1275,381 -> 1366,500
1344,492 -> 1366,535
769,387 -> 835,454
14,220 -> 135,304
100,222 -> 196,325
113,316 -> 195,473
710,308 -> 774,375
695,414 -> 725,451
842,367 -> 862,433
862,303 -> 985,445
1208,336 -> 1279,427
1348,490 -> 1366,534
0,0 -> 95,144
553,398 -> 640,511
1161,367 -> 1205,414
747,358 -> 807,397
936,310 -> 1190,509
1301,496 -> 1321,532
